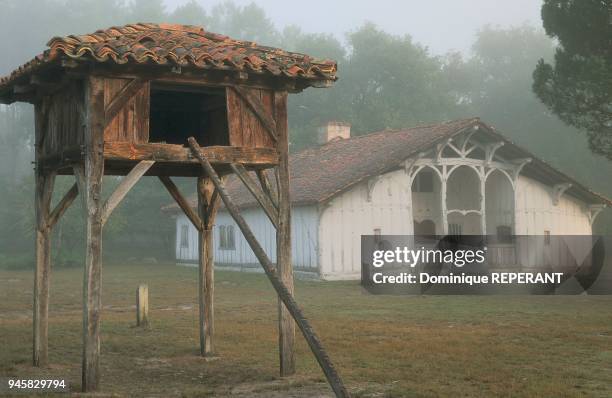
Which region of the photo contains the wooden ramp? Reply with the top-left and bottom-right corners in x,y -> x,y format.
188,137 -> 351,398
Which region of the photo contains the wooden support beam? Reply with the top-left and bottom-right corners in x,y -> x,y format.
159,176 -> 203,231
187,137 -> 350,397
231,86 -> 278,142
274,91 -> 295,377
47,183 -> 79,229
103,142 -> 279,166
100,160 -> 155,225
104,77 -> 148,125
33,169 -> 56,368
256,169 -> 278,209
78,75 -> 105,393
197,177 -> 220,356
230,163 -> 279,228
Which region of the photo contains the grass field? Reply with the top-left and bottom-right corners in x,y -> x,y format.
1,263 -> 611,397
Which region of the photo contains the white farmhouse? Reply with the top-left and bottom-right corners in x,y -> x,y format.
169,118 -> 609,280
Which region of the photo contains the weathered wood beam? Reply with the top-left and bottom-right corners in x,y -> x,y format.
274,91 -> 295,378
33,169 -> 56,368
103,142 -> 279,166
89,65 -> 305,93
197,177 -> 219,357
187,137 -> 350,397
79,75 -> 105,393
230,163 -> 279,228
256,169 -> 278,209
47,183 -> 79,229
204,188 -> 219,226
100,160 -> 155,226
159,176 -> 203,231
231,86 -> 278,142
104,77 -> 148,125
39,147 -> 84,173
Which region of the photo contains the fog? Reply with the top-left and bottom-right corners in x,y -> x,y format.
164,0 -> 541,54
0,0 -> 609,269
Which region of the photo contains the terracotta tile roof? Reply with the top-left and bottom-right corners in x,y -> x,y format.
164,117 -> 611,212
0,23 -> 337,94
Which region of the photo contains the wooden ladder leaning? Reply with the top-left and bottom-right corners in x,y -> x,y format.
187,137 -> 351,398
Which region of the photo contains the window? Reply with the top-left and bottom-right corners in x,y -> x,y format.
219,225 -> 236,250
412,170 -> 434,193
149,84 -> 229,146
180,225 -> 189,249
449,223 -> 462,237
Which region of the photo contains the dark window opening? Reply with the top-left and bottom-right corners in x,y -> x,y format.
412,170 -> 434,193
544,230 -> 551,245
149,85 -> 229,146
180,225 -> 189,248
219,225 -> 236,250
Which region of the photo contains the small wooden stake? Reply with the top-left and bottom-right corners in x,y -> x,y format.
136,284 -> 149,327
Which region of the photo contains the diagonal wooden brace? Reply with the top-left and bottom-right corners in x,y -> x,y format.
256,169 -> 278,210
187,137 -> 350,398
101,160 -> 155,226
230,163 -> 279,228
47,182 -> 79,229
159,175 -> 204,232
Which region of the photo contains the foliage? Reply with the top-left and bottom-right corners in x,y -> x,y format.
533,0 -> 612,160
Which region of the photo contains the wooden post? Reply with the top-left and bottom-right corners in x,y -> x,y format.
136,284 -> 149,327
76,76 -> 105,392
274,91 -> 296,376
197,176 -> 219,356
33,169 -> 55,367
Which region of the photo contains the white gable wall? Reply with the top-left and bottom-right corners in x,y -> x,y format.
515,175 -> 592,235
318,169 -> 413,280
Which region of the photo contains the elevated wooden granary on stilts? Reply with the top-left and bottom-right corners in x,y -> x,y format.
0,23 -> 350,396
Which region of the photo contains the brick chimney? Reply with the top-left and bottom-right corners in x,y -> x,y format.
318,121 -> 351,144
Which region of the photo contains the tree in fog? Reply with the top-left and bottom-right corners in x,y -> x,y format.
533,0 -> 612,160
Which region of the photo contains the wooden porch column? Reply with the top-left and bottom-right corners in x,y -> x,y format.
197,177 -> 219,356
275,91 -> 296,376
33,169 -> 55,367
76,76 -> 105,392
441,165 -> 449,235
479,166 -> 487,235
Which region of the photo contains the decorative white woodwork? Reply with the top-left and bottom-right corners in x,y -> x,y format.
587,204 -> 606,225
552,183 -> 572,206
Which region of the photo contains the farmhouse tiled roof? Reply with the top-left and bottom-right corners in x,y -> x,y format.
164,118 -> 611,212
0,23 -> 337,93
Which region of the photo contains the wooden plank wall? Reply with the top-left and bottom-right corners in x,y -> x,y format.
226,87 -> 276,148
42,81 -> 85,157
103,78 -> 150,143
